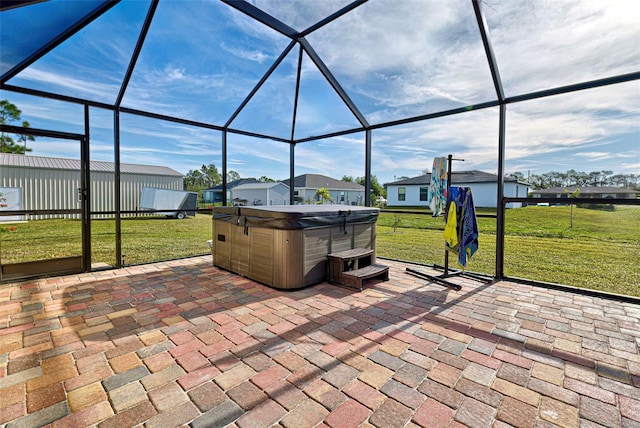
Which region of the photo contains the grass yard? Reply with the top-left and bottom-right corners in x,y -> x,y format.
377,205 -> 639,297
1,206 -> 638,297
1,213 -> 213,267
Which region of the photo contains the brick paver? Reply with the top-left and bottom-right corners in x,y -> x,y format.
1,255 -> 638,427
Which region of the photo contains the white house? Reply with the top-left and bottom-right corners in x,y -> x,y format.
282,174 -> 365,205
203,178 -> 260,205
231,182 -> 290,206
385,170 -> 530,208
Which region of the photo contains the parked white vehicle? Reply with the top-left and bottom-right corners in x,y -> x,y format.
140,187 -> 197,219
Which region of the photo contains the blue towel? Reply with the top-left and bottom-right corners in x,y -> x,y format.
444,186 -> 479,268
457,187 -> 479,268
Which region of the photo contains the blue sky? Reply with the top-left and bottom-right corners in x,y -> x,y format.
1,0 -> 638,185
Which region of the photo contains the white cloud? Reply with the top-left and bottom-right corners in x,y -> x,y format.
220,42 -> 272,64
247,0 -> 352,32
2,1 -> 638,184
14,67 -> 120,102
484,0 -> 640,94
306,0 -> 495,120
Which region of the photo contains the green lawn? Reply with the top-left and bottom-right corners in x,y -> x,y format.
1,214 -> 213,267
377,205 -> 639,297
1,206 -> 638,297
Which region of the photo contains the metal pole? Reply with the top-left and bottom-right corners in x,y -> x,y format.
444,154 -> 453,275
82,104 -> 91,271
222,130 -> 227,206
365,130 -> 372,206
495,104 -> 507,279
290,144 -> 295,205
114,109 -> 122,267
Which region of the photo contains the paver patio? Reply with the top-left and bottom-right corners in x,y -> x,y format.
1,255 -> 639,428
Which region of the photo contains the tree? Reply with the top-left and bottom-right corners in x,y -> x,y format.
183,169 -> 205,191
314,187 -> 332,204
342,175 -> 353,182
0,99 -> 34,154
609,174 -> 629,188
183,164 -> 222,192
356,174 -> 386,198
258,176 -> 275,182
599,170 -> 613,186
199,164 -> 220,188
507,171 -> 526,182
565,188 -> 580,228
16,121 -> 35,152
227,170 -> 241,183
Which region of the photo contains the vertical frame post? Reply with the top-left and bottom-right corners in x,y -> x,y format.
114,109 -> 122,267
222,130 -> 227,206
82,104 -> 91,271
495,104 -> 506,279
365,129 -> 372,206
290,144 -> 295,205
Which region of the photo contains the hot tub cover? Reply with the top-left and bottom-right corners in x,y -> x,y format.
212,205 -> 379,230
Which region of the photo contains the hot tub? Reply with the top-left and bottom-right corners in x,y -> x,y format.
211,205 -> 380,290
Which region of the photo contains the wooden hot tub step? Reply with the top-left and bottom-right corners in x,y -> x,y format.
339,263 -> 389,290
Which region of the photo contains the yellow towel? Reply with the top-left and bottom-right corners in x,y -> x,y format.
443,202 -> 458,248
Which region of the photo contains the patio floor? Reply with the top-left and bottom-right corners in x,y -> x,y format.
1,255 -> 639,428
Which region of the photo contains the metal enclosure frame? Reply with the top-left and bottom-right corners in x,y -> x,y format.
0,124 -> 90,280
1,0 -> 638,285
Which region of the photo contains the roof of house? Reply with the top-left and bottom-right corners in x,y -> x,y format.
385,170 -> 523,186
0,153 -> 182,176
281,174 -> 364,190
530,186 -> 636,195
206,178 -> 260,192
232,182 -> 289,191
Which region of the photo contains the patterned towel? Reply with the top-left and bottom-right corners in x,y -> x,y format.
428,157 -> 448,216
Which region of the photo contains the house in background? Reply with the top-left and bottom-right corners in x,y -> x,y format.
385,170 -> 531,208
282,174 -> 365,205
530,186 -> 636,199
231,182 -> 290,206
203,178 -> 259,205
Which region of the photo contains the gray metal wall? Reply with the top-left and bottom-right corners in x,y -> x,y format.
0,165 -> 182,219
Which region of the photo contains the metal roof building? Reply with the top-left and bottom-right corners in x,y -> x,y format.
0,153 -> 183,219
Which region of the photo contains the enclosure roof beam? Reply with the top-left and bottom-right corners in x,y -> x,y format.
221,0 -> 298,39
300,0 -> 368,37
116,0 -> 159,107
473,0 -> 505,102
300,38 -> 369,128
121,107 -> 291,143
0,124 -> 84,141
505,71 -> 640,104
0,0 -> 45,12
0,83 -> 114,110
224,40 -> 297,129
1,0 -> 119,83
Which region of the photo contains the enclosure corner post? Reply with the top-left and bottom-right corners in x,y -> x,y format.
365,129 -> 372,207
495,103 -> 506,280
222,130 -> 227,206
114,109 -> 122,268
289,143 -> 295,205
82,103 -> 91,272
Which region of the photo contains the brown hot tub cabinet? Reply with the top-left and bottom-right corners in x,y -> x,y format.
211,205 -> 380,290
